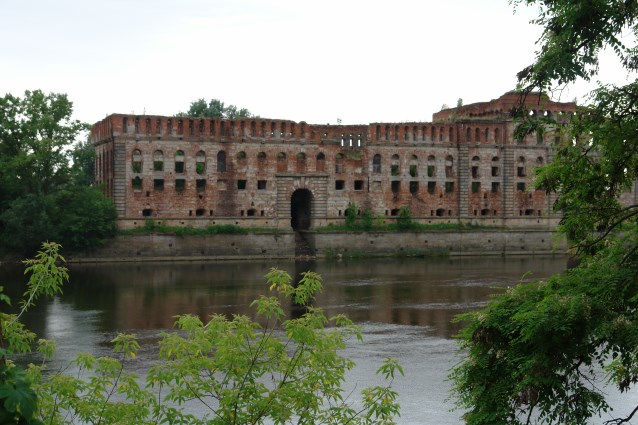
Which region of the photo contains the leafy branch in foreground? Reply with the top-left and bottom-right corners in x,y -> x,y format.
451,1 -> 638,424
0,241 -> 67,425
2,244 -> 402,424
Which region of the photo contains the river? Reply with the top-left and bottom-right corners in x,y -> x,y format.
1,255 -> 633,424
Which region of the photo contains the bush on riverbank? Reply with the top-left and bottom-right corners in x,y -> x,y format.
119,220 -> 283,236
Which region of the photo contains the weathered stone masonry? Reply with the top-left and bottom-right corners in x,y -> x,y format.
91,92 -> 582,230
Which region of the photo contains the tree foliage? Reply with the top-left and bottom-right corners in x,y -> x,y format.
451,1 -> 638,424
0,90 -> 116,255
178,97 -> 254,119
1,244 -> 402,425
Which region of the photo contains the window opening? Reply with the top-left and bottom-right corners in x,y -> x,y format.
132,149 -> 142,173
153,150 -> 164,171
154,178 -> 164,191
195,151 -> 206,174
132,177 -> 142,191
175,179 -> 185,192
217,151 -> 227,172
175,150 -> 185,173
373,154 -> 381,173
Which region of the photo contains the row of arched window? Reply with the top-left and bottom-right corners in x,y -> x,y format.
372,125 -> 504,144
125,117 -> 311,139
133,149 -> 332,174
133,149 -> 544,178
466,127 -> 501,143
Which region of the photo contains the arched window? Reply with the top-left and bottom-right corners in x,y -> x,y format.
196,151 -> 206,175
174,150 -> 185,173
404,126 -> 409,141
277,152 -> 287,172
335,153 -> 344,173
412,126 -> 417,142
466,127 -> 471,142
471,156 -> 480,179
494,128 -> 500,143
439,127 -> 444,142
375,125 -> 381,141
385,125 -> 390,141
427,155 -> 436,177
153,150 -> 164,171
448,126 -> 454,142
491,156 -> 500,177
485,128 -> 490,143
431,126 -> 436,141
409,155 -> 418,177
422,126 -> 427,141
445,155 -> 454,177
217,151 -> 227,172
132,149 -> 142,173
296,152 -> 307,172
394,125 -> 400,141
373,154 -> 381,173
517,156 -> 526,177
475,128 -> 481,143
316,152 -> 326,172
391,154 -> 400,176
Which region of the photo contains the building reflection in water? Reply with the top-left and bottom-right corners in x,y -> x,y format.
0,256 -> 568,341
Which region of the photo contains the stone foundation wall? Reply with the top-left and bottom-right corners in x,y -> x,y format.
69,230 -> 566,262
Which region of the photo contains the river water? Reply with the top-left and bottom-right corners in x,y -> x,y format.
0,255 -> 633,424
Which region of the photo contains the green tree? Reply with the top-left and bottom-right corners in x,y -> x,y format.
0,90 -> 86,206
70,137 -> 96,187
179,97 -> 254,119
451,2 -> 638,424
396,206 -> 413,229
0,90 -> 116,255
345,202 -> 358,229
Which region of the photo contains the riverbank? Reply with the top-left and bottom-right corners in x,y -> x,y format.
65,229 -> 567,263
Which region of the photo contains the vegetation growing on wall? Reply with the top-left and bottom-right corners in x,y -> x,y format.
317,204 -> 489,232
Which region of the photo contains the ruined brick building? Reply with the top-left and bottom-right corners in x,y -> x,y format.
90,92 -> 580,231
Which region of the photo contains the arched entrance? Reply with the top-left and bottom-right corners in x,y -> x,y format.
291,189 -> 312,230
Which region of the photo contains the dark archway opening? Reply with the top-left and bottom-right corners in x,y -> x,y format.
291,189 -> 312,231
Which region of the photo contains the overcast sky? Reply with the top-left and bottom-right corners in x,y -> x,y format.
0,0 -> 630,126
